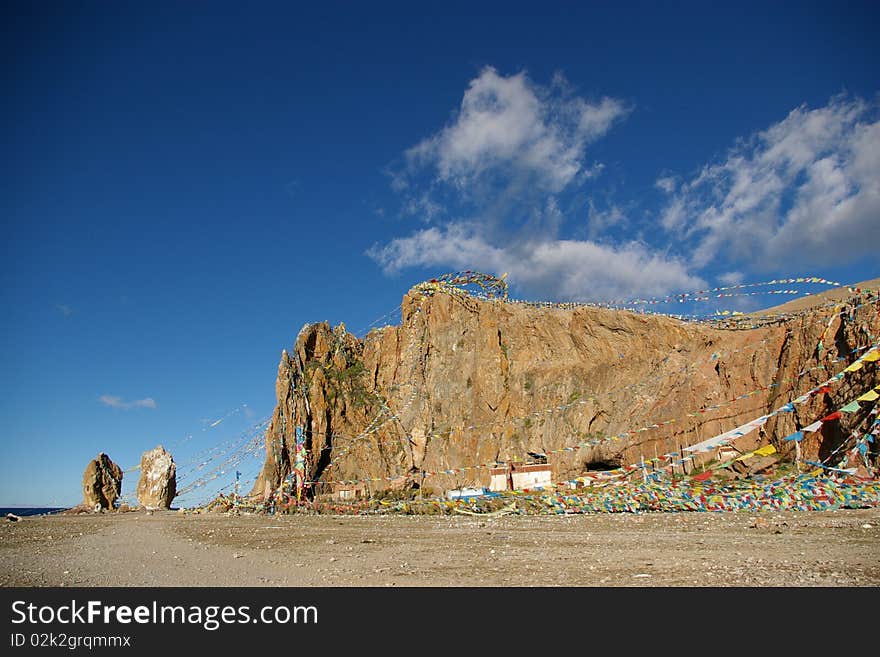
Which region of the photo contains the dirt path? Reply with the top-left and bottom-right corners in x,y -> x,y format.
2,508 -> 879,587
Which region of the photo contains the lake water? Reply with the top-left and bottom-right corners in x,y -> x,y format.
1,507 -> 68,517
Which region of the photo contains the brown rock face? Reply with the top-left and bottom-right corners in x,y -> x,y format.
136,446 -> 177,509
82,453 -> 123,509
252,323 -> 390,499
254,281 -> 880,499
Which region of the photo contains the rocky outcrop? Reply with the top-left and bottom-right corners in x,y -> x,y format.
254,279 -> 880,498
252,323 -> 390,499
136,446 -> 176,509
82,453 -> 123,510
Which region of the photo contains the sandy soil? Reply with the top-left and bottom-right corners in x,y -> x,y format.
2,508 -> 879,587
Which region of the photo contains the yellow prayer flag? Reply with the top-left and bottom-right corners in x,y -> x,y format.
844,361 -> 864,372
857,389 -> 880,402
862,350 -> 880,362
754,444 -> 777,457
810,468 -> 823,476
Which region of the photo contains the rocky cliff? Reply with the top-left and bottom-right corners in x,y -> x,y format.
253,277 -> 880,498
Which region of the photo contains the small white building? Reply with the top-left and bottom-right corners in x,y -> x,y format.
489,467 -> 509,492
489,462 -> 553,492
512,464 -> 553,490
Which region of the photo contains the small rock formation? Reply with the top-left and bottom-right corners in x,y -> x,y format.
82,453 -> 123,510
136,445 -> 176,510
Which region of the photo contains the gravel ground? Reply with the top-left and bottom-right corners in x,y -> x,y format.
2,508 -> 878,587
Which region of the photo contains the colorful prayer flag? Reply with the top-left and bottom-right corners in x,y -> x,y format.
857,390 -> 879,402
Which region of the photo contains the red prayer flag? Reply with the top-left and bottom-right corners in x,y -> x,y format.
821,411 -> 842,422
692,471 -> 712,481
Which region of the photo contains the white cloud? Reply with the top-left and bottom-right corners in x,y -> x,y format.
579,161 -> 606,181
405,67 -> 629,194
99,395 -> 157,410
374,67 -> 654,300
385,166 -> 409,193
576,96 -> 630,140
659,95 -> 880,268
403,192 -> 444,222
655,176 -> 677,193
718,271 -> 745,285
368,224 -> 702,301
586,200 -> 626,240
368,225 -> 505,273
55,304 -> 73,317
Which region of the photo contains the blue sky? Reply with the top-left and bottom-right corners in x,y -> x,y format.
2,1 -> 878,506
